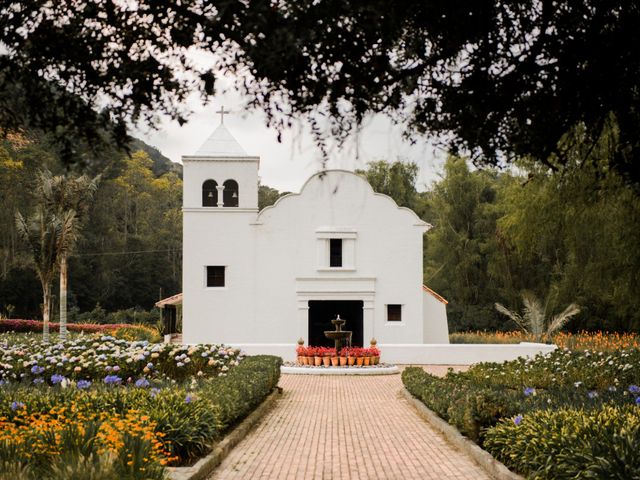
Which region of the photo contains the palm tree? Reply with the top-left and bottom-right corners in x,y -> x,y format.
38,170 -> 100,341
16,170 -> 99,342
15,206 -> 62,342
495,291 -> 581,343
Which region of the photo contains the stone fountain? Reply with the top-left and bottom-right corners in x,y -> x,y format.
324,315 -> 352,353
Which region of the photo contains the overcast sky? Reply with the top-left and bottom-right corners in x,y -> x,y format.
134,73 -> 447,193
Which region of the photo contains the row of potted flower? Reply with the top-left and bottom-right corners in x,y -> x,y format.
295,346 -> 381,367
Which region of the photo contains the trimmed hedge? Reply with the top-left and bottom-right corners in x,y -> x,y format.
149,355 -> 282,461
203,355 -> 282,429
403,350 -> 640,479
402,367 -> 520,443
402,366 -> 639,444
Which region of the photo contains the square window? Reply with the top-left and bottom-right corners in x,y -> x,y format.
387,304 -> 402,322
330,239 -> 342,267
206,266 -> 225,287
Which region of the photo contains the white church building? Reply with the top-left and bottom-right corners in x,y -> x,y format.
181,120 -> 450,361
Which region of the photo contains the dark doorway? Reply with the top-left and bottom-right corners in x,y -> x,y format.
308,300 -> 363,347
162,305 -> 177,335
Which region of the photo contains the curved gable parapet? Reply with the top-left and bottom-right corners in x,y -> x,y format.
256,170 -> 430,229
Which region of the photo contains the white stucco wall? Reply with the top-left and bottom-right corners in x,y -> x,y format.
423,291 -> 450,344
182,163 -> 453,346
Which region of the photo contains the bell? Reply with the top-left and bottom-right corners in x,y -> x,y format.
232,192 -> 238,198
208,191 -> 213,198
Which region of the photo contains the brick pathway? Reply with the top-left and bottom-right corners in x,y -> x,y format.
208,372 -> 491,480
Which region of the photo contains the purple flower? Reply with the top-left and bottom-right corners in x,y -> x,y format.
30,365 -> 44,375
77,380 -> 92,390
629,385 -> 640,394
103,375 -> 122,385
33,378 -> 44,385
150,388 -> 160,398
513,415 -> 523,426
10,401 -> 25,411
185,394 -> 193,404
523,387 -> 536,397
51,374 -> 66,385
635,397 -> 640,406
146,362 -> 154,370
587,391 -> 599,399
112,365 -> 120,372
135,378 -> 150,388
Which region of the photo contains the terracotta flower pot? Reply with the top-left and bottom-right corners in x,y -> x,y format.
297,356 -> 303,365
356,357 -> 364,366
314,356 -> 323,366
348,357 -> 356,366
373,356 -> 380,365
364,356 -> 371,366
304,356 -> 311,365
322,356 -> 330,367
330,356 -> 339,367
339,356 -> 347,367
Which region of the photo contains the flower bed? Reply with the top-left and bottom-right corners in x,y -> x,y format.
0,319 -> 129,334
0,335 -> 242,384
450,330 -> 640,351
0,336 -> 282,479
402,348 -> 640,478
295,346 -> 381,367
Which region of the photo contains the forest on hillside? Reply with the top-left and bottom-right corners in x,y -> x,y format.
1,128 -> 639,333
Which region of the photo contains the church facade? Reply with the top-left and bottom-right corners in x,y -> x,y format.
181,122 -> 450,354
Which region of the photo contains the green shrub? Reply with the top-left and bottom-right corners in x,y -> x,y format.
112,325 -> 162,343
484,405 -> 640,479
402,361 -> 640,444
402,367 -> 521,442
144,388 -> 221,461
202,355 -> 282,429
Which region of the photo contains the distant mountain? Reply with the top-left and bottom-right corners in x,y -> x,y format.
129,138 -> 182,177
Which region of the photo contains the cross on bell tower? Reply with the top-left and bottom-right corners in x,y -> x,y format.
216,105 -> 230,124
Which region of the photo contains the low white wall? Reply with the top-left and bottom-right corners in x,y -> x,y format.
223,342 -> 557,365
379,343 -> 557,365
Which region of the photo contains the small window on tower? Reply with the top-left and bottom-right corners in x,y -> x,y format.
329,239 -> 342,267
206,266 -> 225,287
387,304 -> 402,322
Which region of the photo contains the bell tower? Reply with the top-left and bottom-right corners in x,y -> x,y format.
182,108 -> 259,210
181,109 -> 260,344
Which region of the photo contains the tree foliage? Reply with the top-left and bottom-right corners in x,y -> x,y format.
356,161 -> 419,211
0,133 -> 182,320
354,154 -> 640,333
2,2 -> 638,181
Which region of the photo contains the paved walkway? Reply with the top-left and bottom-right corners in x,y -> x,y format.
208,370 -> 491,480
